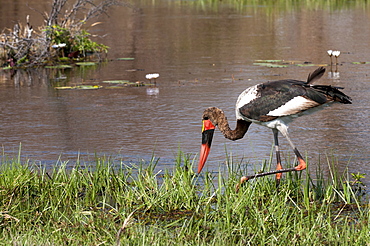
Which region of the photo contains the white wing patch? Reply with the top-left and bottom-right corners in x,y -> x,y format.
267,96 -> 320,116
235,85 -> 259,119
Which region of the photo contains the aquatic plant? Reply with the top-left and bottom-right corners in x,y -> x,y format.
0,0 -> 125,68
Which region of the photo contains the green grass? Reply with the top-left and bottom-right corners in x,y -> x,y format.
146,0 -> 370,12
0,151 -> 369,245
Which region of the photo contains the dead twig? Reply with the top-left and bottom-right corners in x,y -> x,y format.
116,211 -> 134,246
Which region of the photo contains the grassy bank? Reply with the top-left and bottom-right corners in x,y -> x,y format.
0,152 -> 369,245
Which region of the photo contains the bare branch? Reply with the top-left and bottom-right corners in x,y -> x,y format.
1,0 -> 130,67
47,0 -> 68,26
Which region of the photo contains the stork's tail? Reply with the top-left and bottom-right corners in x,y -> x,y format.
311,84 -> 352,104
306,67 -> 326,84
305,66 -> 352,104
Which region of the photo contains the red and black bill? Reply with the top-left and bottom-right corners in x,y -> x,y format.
198,119 -> 215,173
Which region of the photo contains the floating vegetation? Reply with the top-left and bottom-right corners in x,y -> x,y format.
296,63 -> 328,67
75,62 -> 97,66
253,62 -> 288,68
255,59 -> 284,63
54,81 -> 156,90
352,61 -> 370,65
58,57 -> 70,61
45,65 -> 73,69
103,80 -> 155,87
253,59 -> 328,68
0,0 -> 119,68
117,57 -> 135,61
55,85 -> 102,90
102,80 -> 131,84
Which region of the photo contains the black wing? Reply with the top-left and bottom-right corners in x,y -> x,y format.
239,80 -> 328,122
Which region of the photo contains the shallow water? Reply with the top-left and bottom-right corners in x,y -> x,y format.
0,1 -> 369,183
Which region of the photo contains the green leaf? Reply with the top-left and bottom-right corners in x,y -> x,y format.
77,85 -> 102,89
55,85 -> 102,90
255,59 -> 283,63
45,65 -> 73,69
352,61 -> 370,64
295,63 -> 327,67
117,58 -> 135,61
75,62 -> 97,66
102,80 -> 131,84
58,57 -> 70,61
253,63 -> 288,68
54,86 -> 74,90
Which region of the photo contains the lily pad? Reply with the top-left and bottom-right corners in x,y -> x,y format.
45,65 -> 73,69
77,85 -> 102,89
352,61 -> 370,64
102,80 -> 131,84
55,85 -> 102,90
255,59 -> 283,63
75,62 -> 97,66
102,80 -> 153,87
253,63 -> 288,68
117,58 -> 135,61
295,64 -> 328,67
253,59 -> 328,68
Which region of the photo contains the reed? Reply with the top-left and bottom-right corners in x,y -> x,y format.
0,150 -> 368,245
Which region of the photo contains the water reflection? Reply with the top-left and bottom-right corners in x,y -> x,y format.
0,0 -> 369,184
146,87 -> 159,96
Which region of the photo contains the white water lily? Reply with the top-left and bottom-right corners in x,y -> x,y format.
145,73 -> 160,80
332,50 -> 340,57
327,50 -> 333,56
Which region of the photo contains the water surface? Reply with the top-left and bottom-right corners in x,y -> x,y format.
0,1 -> 369,183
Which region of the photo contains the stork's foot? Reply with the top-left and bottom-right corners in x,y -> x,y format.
294,158 -> 307,171
235,176 -> 249,193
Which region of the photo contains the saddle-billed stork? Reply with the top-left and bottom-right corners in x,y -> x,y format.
197,67 -> 352,190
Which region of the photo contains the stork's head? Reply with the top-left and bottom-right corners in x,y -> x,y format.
197,108 -> 219,173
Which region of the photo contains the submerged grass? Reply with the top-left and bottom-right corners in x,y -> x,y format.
0,151 -> 369,245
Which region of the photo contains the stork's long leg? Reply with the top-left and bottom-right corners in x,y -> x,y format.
236,125 -> 307,192
273,129 -> 283,187
278,126 -> 306,172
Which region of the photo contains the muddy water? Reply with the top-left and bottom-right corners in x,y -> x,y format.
0,1 -> 369,182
